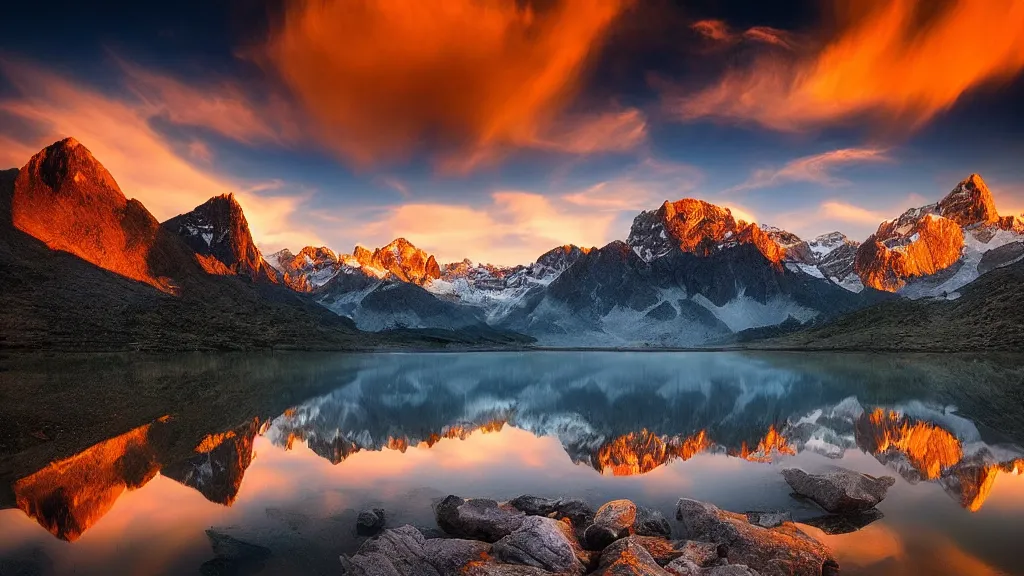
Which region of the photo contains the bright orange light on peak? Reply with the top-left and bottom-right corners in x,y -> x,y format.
858,408 -> 962,480
735,425 -> 796,463
595,429 -> 712,476
195,430 -> 237,453
386,436 -> 410,452
12,422 -> 160,541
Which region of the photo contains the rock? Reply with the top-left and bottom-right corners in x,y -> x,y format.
704,567 -> 761,576
584,499 -> 637,550
491,516 -> 586,574
199,530 -> 271,576
801,509 -> 884,535
783,467 -> 895,513
357,508 -> 387,536
436,495 -> 526,542
508,495 -> 596,530
676,499 -> 836,576
628,537 -> 721,567
339,525 -> 441,576
664,559 -> 702,576
423,538 -> 492,574
744,511 -> 791,529
666,564 -> 761,576
462,566 -> 558,576
595,537 -> 670,575
635,506 -> 672,537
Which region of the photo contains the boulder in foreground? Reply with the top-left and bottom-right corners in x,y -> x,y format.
782,467 -> 895,513
436,495 -> 526,542
676,498 -> 837,576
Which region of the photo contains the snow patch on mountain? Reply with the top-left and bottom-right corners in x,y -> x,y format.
691,292 -> 817,332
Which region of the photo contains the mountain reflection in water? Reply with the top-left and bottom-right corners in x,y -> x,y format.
2,351 -> 1024,575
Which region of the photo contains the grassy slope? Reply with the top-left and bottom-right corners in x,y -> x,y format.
763,259 -> 1024,351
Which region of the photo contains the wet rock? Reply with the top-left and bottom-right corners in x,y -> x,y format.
676,499 -> 836,576
423,538 -> 492,574
584,499 -> 637,550
628,537 -> 721,567
491,516 -> 586,574
801,509 -> 884,535
509,495 -> 596,529
462,566 -> 558,576
783,467 -> 895,513
744,511 -> 791,529
635,506 -> 672,538
339,525 -> 440,576
666,562 -> 760,576
436,495 -> 526,542
356,508 -> 386,536
704,567 -> 761,576
595,537 -> 670,575
200,530 -> 272,576
664,558 -> 702,576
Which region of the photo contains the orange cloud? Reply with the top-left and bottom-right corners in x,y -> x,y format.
262,0 -> 642,170
692,19 -> 731,42
691,19 -> 797,50
819,201 -> 888,225
121,60 -> 292,145
728,147 -> 890,192
671,0 -> 1024,130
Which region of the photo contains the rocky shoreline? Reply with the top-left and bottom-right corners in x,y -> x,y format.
338,466 -> 894,575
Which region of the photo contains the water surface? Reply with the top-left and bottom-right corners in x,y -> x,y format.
1,352 -> 1023,575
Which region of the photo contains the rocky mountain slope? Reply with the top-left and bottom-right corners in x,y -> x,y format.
853,174 -> 1024,296
163,194 -> 280,283
0,139 -> 525,351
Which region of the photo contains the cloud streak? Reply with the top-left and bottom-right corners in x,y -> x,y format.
261,0 -> 643,171
671,0 -> 1024,131
728,147 -> 890,192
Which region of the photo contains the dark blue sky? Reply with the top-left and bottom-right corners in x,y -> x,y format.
2,0 -> 1022,264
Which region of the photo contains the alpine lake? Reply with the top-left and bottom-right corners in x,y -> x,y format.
1,351 -> 1022,575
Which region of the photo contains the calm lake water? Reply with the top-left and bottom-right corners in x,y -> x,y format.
1,351 -> 1023,575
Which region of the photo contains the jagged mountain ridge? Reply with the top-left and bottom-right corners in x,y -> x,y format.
0,138 -> 522,351
163,194 -> 281,283
854,174 -> 1024,295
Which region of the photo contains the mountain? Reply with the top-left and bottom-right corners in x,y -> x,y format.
627,198 -> 788,264
483,199 -> 890,346
267,239 -> 441,292
8,138 -> 196,293
809,232 -> 861,291
344,237 -> 440,285
853,174 -> 1024,296
425,244 -> 592,321
0,138 -> 517,351
267,246 -> 340,292
162,194 -> 280,283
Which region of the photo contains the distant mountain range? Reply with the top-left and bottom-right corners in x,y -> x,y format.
2,137 -> 1022,350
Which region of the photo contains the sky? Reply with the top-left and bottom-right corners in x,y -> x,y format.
1,0 -> 1023,265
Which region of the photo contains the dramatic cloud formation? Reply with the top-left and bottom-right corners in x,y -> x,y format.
262,0 -> 643,170
0,61 -> 319,251
728,147 -> 890,192
672,0 -> 1024,131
